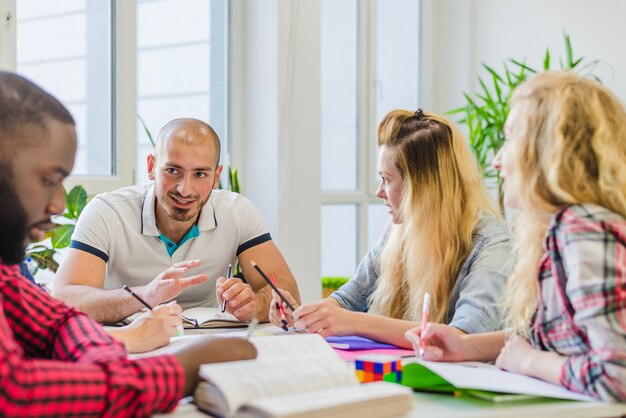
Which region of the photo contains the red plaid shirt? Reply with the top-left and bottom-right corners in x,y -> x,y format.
0,263 -> 184,417
531,204 -> 626,402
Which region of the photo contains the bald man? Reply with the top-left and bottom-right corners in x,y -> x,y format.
53,118 -> 300,324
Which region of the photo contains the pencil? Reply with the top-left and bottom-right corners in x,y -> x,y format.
123,284 -> 153,309
123,284 -> 198,328
250,260 -> 296,311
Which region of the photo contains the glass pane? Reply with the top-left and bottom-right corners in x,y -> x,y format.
320,0 -> 358,191
321,205 -> 357,278
17,1 -> 113,176
136,0 -> 228,185
375,0 -> 420,121
368,203 -> 389,251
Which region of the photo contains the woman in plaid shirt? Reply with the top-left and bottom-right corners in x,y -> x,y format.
406,71 -> 626,402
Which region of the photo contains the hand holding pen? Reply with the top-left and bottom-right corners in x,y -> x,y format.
270,274 -> 289,331
220,264 -> 232,313
216,263 -> 258,321
250,261 -> 300,331
122,285 -> 188,337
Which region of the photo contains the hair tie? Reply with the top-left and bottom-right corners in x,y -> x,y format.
414,108 -> 425,120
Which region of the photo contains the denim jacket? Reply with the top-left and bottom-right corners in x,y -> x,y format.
330,214 -> 512,333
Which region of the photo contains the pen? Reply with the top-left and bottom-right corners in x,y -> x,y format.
245,318 -> 259,340
221,264 -> 232,313
122,285 -> 198,328
419,292 -> 431,358
270,273 -> 288,331
250,260 -> 296,311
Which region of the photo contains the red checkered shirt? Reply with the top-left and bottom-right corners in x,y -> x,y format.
0,263 -> 184,417
530,204 -> 626,401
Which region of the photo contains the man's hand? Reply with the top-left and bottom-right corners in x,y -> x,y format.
174,336 -> 257,396
140,260 -> 208,307
216,277 -> 258,321
108,301 -> 182,353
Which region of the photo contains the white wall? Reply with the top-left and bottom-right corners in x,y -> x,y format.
231,0 -> 322,303
421,0 -> 626,114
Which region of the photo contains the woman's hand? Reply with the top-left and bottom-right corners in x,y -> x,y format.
495,333 -> 537,374
292,299 -> 354,337
404,323 -> 468,361
268,288 -> 300,329
495,333 -> 567,385
108,301 -> 182,353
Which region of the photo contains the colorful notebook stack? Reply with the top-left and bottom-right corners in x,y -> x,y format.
355,354 -> 403,383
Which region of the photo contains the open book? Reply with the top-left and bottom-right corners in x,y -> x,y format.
194,333 -> 414,418
179,307 -> 247,329
123,307 -> 247,329
402,359 -> 595,402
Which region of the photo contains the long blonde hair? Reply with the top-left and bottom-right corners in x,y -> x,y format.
504,71 -> 626,326
369,110 -> 499,323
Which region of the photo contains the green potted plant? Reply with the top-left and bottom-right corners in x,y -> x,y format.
448,33 -> 600,210
27,185 -> 88,273
321,276 -> 350,298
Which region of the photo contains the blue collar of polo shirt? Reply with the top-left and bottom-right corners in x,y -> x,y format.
159,224 -> 200,256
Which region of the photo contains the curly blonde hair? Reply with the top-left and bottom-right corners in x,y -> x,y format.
504,71 -> 626,326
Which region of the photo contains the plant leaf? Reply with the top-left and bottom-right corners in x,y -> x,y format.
66,185 -> 87,219
509,59 -> 537,74
564,32 -> 573,67
137,114 -> 155,148
543,48 -> 551,70
51,224 -> 75,249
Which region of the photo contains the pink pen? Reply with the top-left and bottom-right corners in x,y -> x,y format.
419,292 -> 431,358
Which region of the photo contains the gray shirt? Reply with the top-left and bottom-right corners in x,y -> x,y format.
330,215 -> 512,333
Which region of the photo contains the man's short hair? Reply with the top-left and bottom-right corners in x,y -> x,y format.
0,71 -> 74,148
155,118 -> 221,167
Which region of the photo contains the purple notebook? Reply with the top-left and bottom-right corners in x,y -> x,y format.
325,336 -> 399,350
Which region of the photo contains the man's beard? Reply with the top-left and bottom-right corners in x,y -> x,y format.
0,164 -> 29,264
165,192 -> 210,222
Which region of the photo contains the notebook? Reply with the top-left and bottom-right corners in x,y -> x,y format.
402,359 -> 595,402
179,307 -> 247,329
194,333 -> 414,418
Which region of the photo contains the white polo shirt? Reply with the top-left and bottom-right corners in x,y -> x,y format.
70,184 -> 271,309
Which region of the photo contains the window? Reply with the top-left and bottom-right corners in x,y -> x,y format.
320,0 -> 420,278
136,0 -> 229,184
7,0 -> 230,193
16,1 -> 113,177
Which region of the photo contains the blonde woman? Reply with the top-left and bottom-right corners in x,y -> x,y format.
269,109 -> 512,347
407,72 -> 626,401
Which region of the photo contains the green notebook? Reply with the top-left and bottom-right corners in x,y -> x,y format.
400,360 -> 593,403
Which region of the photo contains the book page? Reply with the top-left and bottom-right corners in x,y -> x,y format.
250,333 -> 339,362
238,381 -> 413,418
198,356 -> 358,413
181,307 -> 246,328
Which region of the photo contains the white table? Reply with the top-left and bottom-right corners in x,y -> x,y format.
159,393 -> 626,418
150,326 -> 626,418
